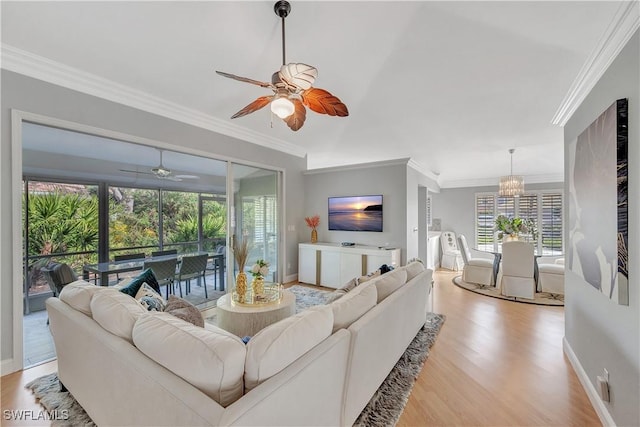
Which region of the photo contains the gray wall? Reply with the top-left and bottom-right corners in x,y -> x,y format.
303,162 -> 408,263
1,71 -> 306,367
563,30 -> 639,426
431,182 -> 563,248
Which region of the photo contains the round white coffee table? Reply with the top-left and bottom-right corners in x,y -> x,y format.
216,289 -> 296,337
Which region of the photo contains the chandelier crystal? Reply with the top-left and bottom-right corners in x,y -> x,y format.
499,148 -> 524,197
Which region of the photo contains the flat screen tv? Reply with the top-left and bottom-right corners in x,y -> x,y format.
328,195 -> 383,232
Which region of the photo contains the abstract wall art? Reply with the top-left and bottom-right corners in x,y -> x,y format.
568,98 -> 628,305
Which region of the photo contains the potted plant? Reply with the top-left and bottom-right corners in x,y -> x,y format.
250,259 -> 270,295
305,215 -> 320,243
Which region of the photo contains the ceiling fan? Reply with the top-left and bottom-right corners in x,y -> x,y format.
216,0 -> 348,131
120,150 -> 199,182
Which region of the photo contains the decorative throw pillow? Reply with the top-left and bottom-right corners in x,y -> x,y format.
135,282 -> 166,311
164,295 -> 204,327
358,270 -> 381,284
119,268 -> 161,297
325,277 -> 359,303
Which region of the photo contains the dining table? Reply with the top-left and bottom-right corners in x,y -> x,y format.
83,252 -> 225,290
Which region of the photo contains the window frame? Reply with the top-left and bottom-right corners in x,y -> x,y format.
474,190 -> 564,255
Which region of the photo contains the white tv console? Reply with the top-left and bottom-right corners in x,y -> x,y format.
298,243 -> 401,289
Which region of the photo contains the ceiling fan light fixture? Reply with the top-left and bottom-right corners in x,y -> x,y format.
271,94 -> 295,118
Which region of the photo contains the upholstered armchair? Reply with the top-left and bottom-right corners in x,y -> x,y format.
499,241 -> 536,299
537,256 -> 565,295
457,234 -> 495,286
440,231 -> 464,271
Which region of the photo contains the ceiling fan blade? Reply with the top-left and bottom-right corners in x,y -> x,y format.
283,99 -> 307,131
216,71 -> 273,88
174,174 -> 199,180
301,88 -> 349,117
119,169 -> 154,176
231,96 -> 274,119
279,63 -> 318,91
165,176 -> 183,182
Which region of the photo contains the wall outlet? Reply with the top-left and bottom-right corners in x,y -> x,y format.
597,375 -> 610,402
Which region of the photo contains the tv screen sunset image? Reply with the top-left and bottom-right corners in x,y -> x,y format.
328,195 -> 383,232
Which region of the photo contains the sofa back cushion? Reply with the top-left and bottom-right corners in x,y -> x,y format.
402,261 -> 426,282
244,305 -> 333,392
371,268 -> 407,303
90,290 -> 147,342
133,313 -> 246,407
59,280 -> 106,316
330,282 -> 377,333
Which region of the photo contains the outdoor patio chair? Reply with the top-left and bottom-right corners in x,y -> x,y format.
151,249 -> 178,258
41,262 -> 78,297
114,252 -> 146,282
175,254 -> 209,298
143,257 -> 178,299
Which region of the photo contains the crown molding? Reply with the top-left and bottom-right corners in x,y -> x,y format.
304,158 -> 412,175
1,44 -> 306,158
552,1 -> 640,126
407,158 -> 441,183
440,173 -> 564,189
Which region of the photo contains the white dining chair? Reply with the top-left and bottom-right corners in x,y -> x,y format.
499,241 -> 536,299
458,234 -> 495,286
537,256 -> 565,295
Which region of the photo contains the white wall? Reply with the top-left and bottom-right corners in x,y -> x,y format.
303,161 -> 409,264
0,70 -> 307,372
563,30 -> 639,426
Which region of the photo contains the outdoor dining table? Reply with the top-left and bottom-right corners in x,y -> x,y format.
83,252 -> 225,290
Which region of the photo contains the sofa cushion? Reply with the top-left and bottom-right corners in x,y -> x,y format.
403,261 -> 426,282
244,305 -> 333,392
59,280 -> 106,316
133,312 -> 246,407
135,283 -> 166,312
330,282 -> 377,333
119,268 -> 161,297
163,295 -> 204,327
91,290 -> 147,342
371,268 -> 407,303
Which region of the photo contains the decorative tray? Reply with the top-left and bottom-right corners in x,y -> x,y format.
231,283 -> 283,307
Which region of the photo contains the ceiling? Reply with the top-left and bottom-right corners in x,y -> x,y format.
1,1 -> 625,188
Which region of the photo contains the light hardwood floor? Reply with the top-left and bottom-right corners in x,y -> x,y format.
398,269 -> 600,426
1,270 -> 600,426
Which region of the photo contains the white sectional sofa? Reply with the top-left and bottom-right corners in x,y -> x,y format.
46,261 -> 433,426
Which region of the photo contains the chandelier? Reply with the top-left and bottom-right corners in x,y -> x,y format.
499,148 -> 524,197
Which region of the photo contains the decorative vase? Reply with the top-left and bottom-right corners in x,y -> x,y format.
311,228 -> 318,243
235,271 -> 247,303
252,276 -> 264,296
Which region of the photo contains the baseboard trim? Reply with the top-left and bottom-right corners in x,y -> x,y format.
563,337 -> 616,427
284,273 -> 298,284
1,358 -> 17,376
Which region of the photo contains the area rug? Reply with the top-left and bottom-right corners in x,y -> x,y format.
453,275 -> 564,306
26,300 -> 445,427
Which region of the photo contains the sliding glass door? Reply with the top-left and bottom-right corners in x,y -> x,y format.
230,164 -> 280,283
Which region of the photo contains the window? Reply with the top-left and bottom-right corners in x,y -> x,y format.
475,191 -> 563,254
475,195 -> 496,252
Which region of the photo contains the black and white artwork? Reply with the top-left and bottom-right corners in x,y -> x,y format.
568,98 -> 628,305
